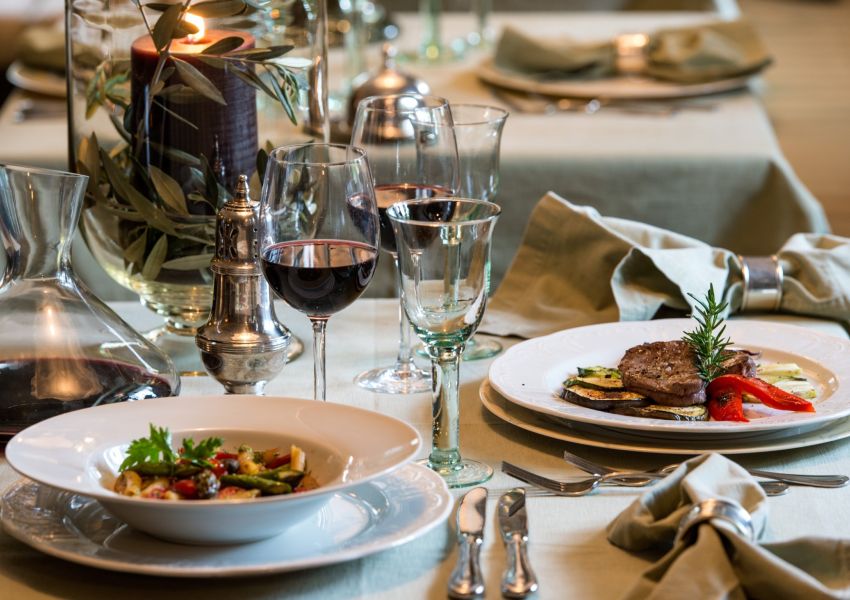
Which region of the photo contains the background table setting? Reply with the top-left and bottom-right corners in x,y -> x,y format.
2,1 -> 850,599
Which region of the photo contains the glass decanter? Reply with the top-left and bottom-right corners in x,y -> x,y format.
0,165 -> 180,441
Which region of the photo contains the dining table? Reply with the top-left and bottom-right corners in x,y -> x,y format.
1,298 -> 850,598
0,9 -> 831,300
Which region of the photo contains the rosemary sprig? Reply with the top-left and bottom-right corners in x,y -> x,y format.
682,284 -> 731,382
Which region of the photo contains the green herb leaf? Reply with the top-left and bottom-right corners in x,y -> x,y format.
180,435 -> 223,468
201,36 -> 246,55
161,254 -> 214,270
682,284 -> 731,382
123,229 -> 148,265
142,233 -> 168,280
189,0 -> 248,18
149,165 -> 189,215
151,4 -> 183,51
119,424 -> 178,472
173,57 -> 227,106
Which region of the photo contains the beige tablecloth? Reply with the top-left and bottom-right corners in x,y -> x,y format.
1,300 -> 850,599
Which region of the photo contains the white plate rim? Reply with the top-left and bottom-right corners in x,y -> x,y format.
489,320 -> 850,434
480,379 -> 850,455
6,61 -> 67,98
0,463 -> 451,577
5,395 -> 422,508
476,57 -> 751,100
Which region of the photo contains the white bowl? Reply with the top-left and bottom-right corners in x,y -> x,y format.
6,395 -> 421,545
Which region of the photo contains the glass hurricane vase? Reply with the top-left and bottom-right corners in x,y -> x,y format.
66,0 -> 330,371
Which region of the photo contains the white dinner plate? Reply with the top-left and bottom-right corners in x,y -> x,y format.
489,320 -> 850,435
480,380 -> 850,455
476,57 -> 751,100
5,395 -> 421,544
0,463 -> 451,577
6,61 -> 67,98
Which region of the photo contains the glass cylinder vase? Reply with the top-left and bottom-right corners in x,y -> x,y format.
66,0 -> 328,371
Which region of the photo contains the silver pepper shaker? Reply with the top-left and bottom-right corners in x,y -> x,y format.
196,175 -> 290,394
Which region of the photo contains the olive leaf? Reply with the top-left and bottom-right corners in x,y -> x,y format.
265,66 -> 296,125
189,0 -> 248,18
201,36 -> 245,55
142,234 -> 169,280
161,254 -> 215,270
173,57 -> 227,105
256,147 -> 269,182
124,229 -> 148,264
149,165 -> 189,215
152,4 -> 184,51
228,45 -> 294,61
228,65 -> 275,99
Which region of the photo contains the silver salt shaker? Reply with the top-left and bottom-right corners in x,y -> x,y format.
196,175 -> 291,394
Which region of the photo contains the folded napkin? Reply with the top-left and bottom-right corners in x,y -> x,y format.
480,193 -> 850,338
494,19 -> 772,84
18,25 -> 65,73
608,453 -> 850,599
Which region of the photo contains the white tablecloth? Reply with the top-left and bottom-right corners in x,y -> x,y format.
1,300 -> 849,598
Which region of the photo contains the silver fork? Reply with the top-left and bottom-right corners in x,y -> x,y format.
563,450 -> 849,489
501,461 -> 663,497
505,461 -> 789,497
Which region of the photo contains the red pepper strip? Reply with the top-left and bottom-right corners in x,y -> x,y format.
215,452 -> 238,460
707,388 -> 749,422
708,375 -> 815,413
171,479 -> 198,499
266,453 -> 292,470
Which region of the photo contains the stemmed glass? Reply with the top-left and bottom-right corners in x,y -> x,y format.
259,144 -> 379,401
388,198 -> 500,488
351,94 -> 459,394
452,103 -> 509,361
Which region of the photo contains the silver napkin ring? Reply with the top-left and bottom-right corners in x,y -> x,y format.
675,499 -> 755,546
739,255 -> 783,312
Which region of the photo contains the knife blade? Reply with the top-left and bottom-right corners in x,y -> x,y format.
448,487 -> 487,599
498,488 -> 539,598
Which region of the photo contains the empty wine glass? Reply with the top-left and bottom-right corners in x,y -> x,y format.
351,93 -> 459,394
452,103 -> 508,361
388,198 -> 500,488
259,144 -> 379,401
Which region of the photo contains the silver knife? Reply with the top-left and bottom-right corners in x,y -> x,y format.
448,487 -> 487,599
498,488 -> 539,598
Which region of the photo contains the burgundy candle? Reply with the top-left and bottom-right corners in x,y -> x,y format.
130,18 -> 258,198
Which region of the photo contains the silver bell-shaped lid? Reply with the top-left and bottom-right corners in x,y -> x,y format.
347,43 -> 430,126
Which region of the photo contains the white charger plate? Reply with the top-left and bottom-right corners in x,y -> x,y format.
0,463 -> 450,577
5,395 -> 421,544
476,57 -> 751,100
480,380 -> 850,455
489,320 -> 850,435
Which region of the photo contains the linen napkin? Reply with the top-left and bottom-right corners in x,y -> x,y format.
493,19 -> 772,84
17,25 -> 65,73
607,453 -> 850,599
479,192 -> 850,338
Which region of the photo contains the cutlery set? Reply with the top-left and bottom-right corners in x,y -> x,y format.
449,487 -> 539,599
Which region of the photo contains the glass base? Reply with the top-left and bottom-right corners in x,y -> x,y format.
354,363 -> 432,394
418,457 -> 493,489
146,324 -> 304,378
416,335 -> 502,362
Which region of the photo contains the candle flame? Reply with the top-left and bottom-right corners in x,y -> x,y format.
184,13 -> 205,43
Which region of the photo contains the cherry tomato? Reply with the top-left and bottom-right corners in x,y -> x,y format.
171,479 -> 198,499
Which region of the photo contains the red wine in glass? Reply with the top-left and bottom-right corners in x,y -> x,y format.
375,183 -> 454,253
261,240 -> 378,318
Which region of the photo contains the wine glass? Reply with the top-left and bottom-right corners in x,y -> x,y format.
451,103 -> 508,361
388,198 -> 500,488
259,144 -> 379,401
351,93 -> 459,394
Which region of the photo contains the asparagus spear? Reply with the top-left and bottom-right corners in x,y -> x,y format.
220,474 -> 293,495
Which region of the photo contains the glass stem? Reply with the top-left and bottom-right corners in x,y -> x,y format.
311,318 -> 328,401
394,254 -> 415,371
419,0 -> 442,59
473,0 -> 492,44
428,346 -> 462,471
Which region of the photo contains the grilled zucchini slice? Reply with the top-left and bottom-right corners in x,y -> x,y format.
563,376 -> 626,391
561,385 -> 649,411
611,404 -> 709,421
